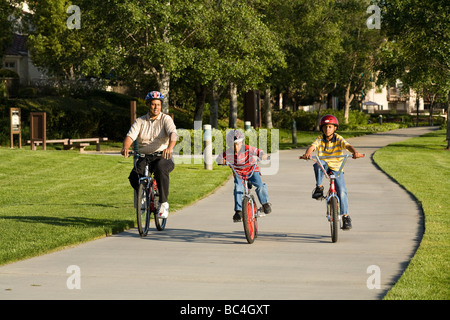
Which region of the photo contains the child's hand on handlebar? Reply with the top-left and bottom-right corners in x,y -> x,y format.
352,152 -> 365,159
299,154 -> 311,160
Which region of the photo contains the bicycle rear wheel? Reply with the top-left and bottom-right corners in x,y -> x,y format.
329,197 -> 339,243
150,182 -> 166,231
136,183 -> 150,237
242,196 -> 257,244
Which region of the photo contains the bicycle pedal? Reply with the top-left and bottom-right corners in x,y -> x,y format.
257,212 -> 266,218
257,208 -> 266,217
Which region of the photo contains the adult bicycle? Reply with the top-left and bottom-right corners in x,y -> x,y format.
299,154 -> 364,243
223,161 -> 267,244
134,152 -> 166,237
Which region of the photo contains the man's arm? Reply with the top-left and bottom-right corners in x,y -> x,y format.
162,132 -> 177,160
121,136 -> 134,158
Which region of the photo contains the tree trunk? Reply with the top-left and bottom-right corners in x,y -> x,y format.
344,83 -> 354,124
264,86 -> 273,129
446,94 -> 450,149
428,94 -> 435,126
194,85 -> 208,123
156,68 -> 170,114
210,88 -> 219,129
315,92 -> 327,131
229,83 -> 238,128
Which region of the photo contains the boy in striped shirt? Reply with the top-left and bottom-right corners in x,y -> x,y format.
300,115 -> 364,230
217,130 -> 272,222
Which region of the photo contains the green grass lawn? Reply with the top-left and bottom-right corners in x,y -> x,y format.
0,148 -> 230,265
373,129 -> 449,300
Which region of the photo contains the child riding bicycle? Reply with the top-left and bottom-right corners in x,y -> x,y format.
217,130 -> 272,222
300,115 -> 364,230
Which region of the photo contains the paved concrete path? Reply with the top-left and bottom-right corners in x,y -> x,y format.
0,127 -> 438,300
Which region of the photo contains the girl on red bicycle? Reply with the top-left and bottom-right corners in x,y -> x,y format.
300,115 -> 364,230
217,130 -> 272,222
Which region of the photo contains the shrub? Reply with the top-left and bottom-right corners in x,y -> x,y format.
272,109 -> 369,131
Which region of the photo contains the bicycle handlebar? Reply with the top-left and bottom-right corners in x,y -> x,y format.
299,154 -> 364,179
129,151 -> 163,157
219,156 -> 267,180
299,154 -> 365,160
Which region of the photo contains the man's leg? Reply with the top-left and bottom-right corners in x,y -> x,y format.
128,157 -> 146,190
152,157 -> 175,203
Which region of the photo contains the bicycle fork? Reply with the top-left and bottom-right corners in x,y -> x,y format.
244,195 -> 266,220
326,177 -> 340,223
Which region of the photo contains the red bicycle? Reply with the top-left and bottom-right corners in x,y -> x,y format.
224,161 -> 266,244
300,154 -> 364,242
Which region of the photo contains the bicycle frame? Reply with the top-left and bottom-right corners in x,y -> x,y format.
134,152 -> 165,236
225,160 -> 262,244
135,153 -> 158,205
311,154 -> 350,205
226,162 -> 258,197
302,154 -> 355,243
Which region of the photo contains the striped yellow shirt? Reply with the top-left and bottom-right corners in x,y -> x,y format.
311,133 -> 350,171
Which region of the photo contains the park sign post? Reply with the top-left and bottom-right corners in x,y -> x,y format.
10,107 -> 22,149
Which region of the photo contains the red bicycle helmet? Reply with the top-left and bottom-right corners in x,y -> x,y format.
320,114 -> 339,130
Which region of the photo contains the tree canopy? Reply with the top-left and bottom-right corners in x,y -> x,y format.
4,0 -> 448,127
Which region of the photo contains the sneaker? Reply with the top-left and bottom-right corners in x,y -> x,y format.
157,202 -> 169,219
233,211 -> 242,222
312,186 -> 324,200
342,215 -> 352,230
262,203 -> 272,214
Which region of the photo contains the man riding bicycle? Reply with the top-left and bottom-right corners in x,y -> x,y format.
300,115 -> 363,230
121,91 -> 177,219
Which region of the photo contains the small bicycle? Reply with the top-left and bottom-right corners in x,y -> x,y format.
134,152 -> 166,237
224,161 -> 267,244
300,154 -> 364,243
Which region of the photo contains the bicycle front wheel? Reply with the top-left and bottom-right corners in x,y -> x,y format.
242,196 -> 257,244
136,183 -> 150,237
329,197 -> 339,243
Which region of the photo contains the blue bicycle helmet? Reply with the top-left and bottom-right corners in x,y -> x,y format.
145,91 -> 164,101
